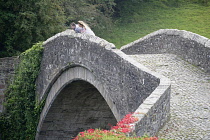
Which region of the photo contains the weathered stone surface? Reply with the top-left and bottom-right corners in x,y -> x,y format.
36,29 -> 170,139
39,80 -> 117,139
121,29 -> 210,73
130,54 -> 210,140
36,30 -> 160,116
121,29 -> 210,139
0,57 -> 18,112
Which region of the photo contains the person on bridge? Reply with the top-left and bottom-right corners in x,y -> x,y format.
70,22 -> 83,33
78,21 -> 95,36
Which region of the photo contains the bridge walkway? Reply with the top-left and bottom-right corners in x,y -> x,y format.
130,54 -> 210,140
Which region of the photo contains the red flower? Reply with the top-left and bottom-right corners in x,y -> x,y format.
111,125 -> 120,130
72,113 -> 142,139
150,137 -> 158,140
120,128 -> 131,133
87,129 -> 95,133
79,132 -> 85,137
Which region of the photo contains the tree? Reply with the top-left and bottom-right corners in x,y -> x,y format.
0,0 -> 65,58
61,0 -> 116,30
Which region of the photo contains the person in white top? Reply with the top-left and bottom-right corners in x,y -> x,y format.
70,22 -> 83,33
78,21 -> 95,36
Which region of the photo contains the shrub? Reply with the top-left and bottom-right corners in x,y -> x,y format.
0,42 -> 44,140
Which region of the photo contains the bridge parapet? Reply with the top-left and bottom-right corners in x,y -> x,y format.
121,29 -> 210,73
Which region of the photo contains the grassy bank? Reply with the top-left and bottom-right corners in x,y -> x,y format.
96,2 -> 210,48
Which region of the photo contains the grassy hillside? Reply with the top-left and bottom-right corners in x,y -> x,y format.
95,2 -> 210,48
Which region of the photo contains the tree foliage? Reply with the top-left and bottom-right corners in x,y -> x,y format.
61,0 -> 116,30
0,0 -> 117,58
0,0 -> 65,57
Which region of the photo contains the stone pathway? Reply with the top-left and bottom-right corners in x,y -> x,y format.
130,54 -> 210,140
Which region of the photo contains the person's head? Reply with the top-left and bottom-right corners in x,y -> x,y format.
78,21 -> 90,29
78,21 -> 84,28
70,22 -> 76,29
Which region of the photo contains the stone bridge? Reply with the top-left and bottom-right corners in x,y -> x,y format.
33,29 -> 210,139
1,29 -> 209,139
35,29 -> 170,139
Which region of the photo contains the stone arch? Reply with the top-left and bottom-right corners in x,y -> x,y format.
35,29 -> 170,138
36,66 -> 118,139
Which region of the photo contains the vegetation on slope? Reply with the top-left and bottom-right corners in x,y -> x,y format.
0,0 -> 65,57
96,1 -> 210,48
0,43 -> 44,139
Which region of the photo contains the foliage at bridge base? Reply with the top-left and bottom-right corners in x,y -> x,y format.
72,113 -> 161,140
0,42 -> 44,140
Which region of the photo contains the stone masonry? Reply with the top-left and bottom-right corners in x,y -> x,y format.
39,80 -> 117,139
121,29 -> 210,73
121,29 -> 210,139
0,57 -> 18,112
36,29 -> 170,139
131,54 -> 210,139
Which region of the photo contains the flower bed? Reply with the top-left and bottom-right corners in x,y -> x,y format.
73,113 -> 161,140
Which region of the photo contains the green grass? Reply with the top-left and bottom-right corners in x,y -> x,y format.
96,2 -> 210,48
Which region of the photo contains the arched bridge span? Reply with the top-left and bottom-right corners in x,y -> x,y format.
37,66 -> 117,139
35,30 -> 170,139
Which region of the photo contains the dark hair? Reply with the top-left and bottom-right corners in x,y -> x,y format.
70,22 -> 76,26
78,23 -> 83,27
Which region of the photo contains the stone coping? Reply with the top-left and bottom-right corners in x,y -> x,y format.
44,29 -> 116,50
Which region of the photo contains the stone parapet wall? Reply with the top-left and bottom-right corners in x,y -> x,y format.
0,57 -> 18,112
132,82 -> 171,136
121,29 -> 210,73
